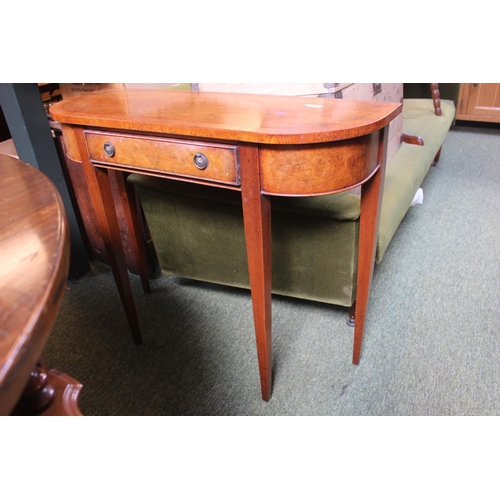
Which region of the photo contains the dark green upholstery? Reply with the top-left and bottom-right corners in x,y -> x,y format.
129,98 -> 455,308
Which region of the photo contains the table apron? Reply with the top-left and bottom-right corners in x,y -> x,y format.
259,131 -> 380,196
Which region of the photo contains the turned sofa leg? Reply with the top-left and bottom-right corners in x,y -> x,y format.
347,301 -> 356,327
432,146 -> 442,166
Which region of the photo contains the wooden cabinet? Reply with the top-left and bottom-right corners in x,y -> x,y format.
456,83 -> 500,123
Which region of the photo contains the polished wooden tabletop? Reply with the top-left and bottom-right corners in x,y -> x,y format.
50,89 -> 401,144
0,154 -> 71,415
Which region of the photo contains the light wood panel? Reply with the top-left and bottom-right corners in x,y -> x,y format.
457,83 -> 500,122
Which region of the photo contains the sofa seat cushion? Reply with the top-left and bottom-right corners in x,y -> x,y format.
130,176 -> 360,306
376,99 -> 455,262
128,174 -> 361,222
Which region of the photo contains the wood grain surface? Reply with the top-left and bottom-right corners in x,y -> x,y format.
50,88 -> 401,145
0,154 -> 79,415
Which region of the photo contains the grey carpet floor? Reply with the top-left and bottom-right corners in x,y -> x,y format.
44,123 -> 500,415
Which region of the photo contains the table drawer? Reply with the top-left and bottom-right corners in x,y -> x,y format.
84,132 -> 240,186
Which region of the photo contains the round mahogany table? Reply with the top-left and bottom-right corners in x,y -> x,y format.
0,154 -> 82,416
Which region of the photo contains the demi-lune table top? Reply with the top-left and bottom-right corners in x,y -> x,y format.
50,88 -> 401,145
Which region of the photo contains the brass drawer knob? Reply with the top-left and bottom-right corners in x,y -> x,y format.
193,152 -> 209,170
103,142 -> 115,157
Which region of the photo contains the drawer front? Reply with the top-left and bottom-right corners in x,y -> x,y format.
84,132 -> 240,186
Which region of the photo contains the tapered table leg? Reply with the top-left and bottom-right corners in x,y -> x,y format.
94,167 -> 143,344
108,169 -> 151,294
240,145 -> 273,401
74,129 -> 142,345
352,127 -> 388,364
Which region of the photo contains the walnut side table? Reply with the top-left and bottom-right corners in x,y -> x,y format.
50,89 -> 401,401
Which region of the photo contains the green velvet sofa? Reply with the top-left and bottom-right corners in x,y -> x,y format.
128,96 -> 455,312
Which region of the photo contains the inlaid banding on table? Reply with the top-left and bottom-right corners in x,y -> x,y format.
84,131 -> 240,186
